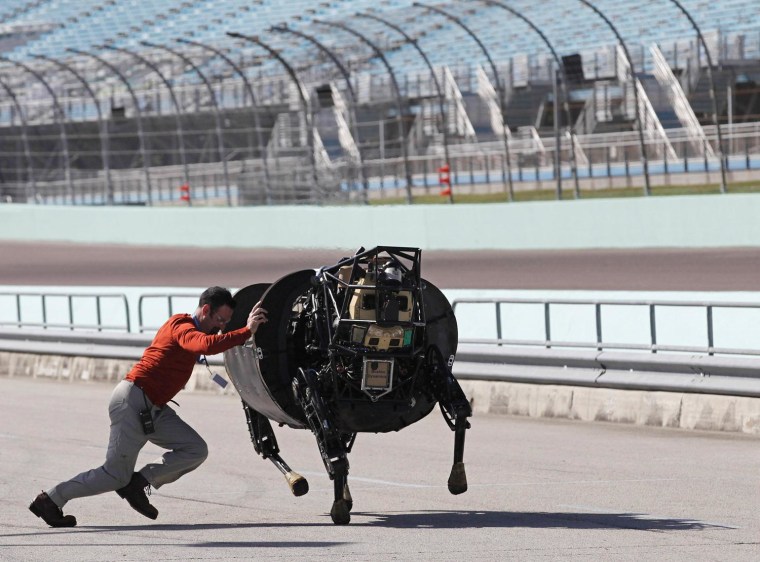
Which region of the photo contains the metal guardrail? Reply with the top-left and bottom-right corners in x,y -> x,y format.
137,293 -> 199,333
452,344 -> 760,398
451,297 -> 760,357
1,292 -> 760,397
0,291 -> 130,332
0,328 -> 223,364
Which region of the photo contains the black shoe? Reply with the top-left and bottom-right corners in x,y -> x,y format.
29,491 -> 77,527
116,472 -> 158,520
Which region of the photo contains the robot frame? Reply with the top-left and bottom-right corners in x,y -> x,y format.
223,246 -> 472,524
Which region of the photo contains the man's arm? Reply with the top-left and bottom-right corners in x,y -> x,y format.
246,300 -> 268,334
175,300 -> 268,355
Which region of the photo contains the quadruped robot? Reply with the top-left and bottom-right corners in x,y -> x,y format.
223,246 -> 471,524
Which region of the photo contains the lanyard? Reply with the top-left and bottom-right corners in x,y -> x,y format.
193,315 -> 229,389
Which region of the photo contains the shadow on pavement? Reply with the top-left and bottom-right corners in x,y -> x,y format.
351,510 -> 737,531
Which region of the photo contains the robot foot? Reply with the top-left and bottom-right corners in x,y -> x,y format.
285,471 -> 309,497
447,461 -> 468,495
330,499 -> 351,525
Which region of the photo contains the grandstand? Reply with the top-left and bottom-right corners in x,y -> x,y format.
1,0 -> 760,205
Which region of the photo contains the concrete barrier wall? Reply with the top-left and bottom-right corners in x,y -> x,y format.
0,351 -> 232,395
460,380 -> 760,435
3,192 -> 760,250
3,349 -> 759,434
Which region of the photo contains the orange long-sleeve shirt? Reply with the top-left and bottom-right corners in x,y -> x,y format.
126,314 -> 250,406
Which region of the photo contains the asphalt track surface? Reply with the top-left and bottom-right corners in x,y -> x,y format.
4,241 -> 760,290
2,378 -> 758,561
2,242 -> 759,560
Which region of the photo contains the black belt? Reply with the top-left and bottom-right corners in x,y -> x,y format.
130,380 -> 176,408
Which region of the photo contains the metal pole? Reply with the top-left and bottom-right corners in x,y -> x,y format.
0,74 -> 36,201
552,61 -> 562,198
313,19 -> 415,204
177,37 -> 273,204
269,25 -> 369,203
227,32 -> 320,201
667,0 -> 728,193
102,44 -> 192,205
576,0 -> 651,196
68,47 -> 154,205
356,11 -> 454,203
32,53 -> 114,204
481,0 -> 580,197
0,56 -> 74,203
142,40 -> 232,206
413,2 -> 514,200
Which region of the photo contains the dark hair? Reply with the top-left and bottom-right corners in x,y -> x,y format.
199,286 -> 236,311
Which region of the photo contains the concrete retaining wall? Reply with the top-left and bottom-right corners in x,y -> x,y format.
4,192 -> 760,250
460,379 -> 760,434
3,349 -> 759,434
0,351 -> 234,395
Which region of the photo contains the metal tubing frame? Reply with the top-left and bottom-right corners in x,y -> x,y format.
481,0 -> 581,198
576,0 -> 651,196
67,47 -> 154,205
32,53 -> 114,204
0,56 -> 74,202
666,0 -> 728,193
226,32 -> 320,200
176,37 -> 273,203
313,18 -> 415,204
141,40 -> 232,206
269,24 -> 369,202
101,44 -> 192,204
412,2 -> 513,199
0,74 -> 36,200
355,11 -> 454,203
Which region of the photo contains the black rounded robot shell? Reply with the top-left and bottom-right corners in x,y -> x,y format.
225,272 -> 458,432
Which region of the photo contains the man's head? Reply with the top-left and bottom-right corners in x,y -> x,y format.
196,286 -> 236,334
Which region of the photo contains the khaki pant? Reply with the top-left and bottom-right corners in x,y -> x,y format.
48,380 -> 208,508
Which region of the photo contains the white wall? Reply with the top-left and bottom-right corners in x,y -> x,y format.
3,192 -> 760,250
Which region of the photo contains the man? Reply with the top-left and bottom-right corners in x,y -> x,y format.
29,286 -> 267,527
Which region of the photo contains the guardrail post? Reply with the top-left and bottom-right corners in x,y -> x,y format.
68,295 -> 74,331
96,296 -> 103,333
649,304 -> 657,353
122,295 -> 131,333
544,302 -> 551,348
15,294 -> 21,328
595,303 -> 603,351
495,302 -> 503,346
138,295 -> 145,333
707,305 -> 714,356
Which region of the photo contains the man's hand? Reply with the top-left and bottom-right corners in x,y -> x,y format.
246,300 -> 268,334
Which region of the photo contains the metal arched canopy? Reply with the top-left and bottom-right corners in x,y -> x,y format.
666,0 -> 728,193
176,36 -> 274,203
0,73 -> 36,200
226,31 -> 321,200
575,0 -> 651,196
313,18 -> 415,204
32,53 -> 114,203
480,0 -> 581,198
66,47 -> 154,205
269,24 -> 369,200
355,10 -> 454,204
101,43 -> 192,204
141,40 -> 232,206
0,55 -> 74,202
412,1 -> 514,200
